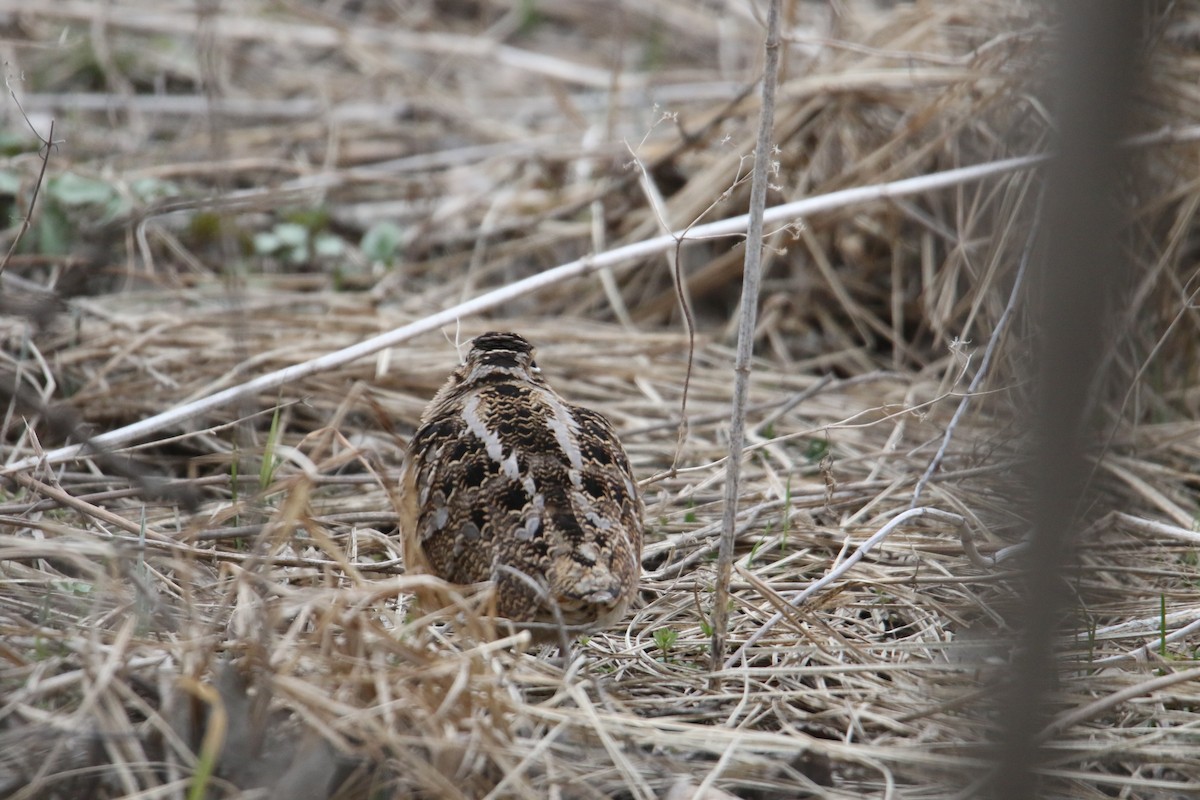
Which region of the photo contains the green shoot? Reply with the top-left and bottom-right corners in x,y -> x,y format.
259,405 -> 282,490
804,438 -> 829,462
230,451 -> 239,528
653,627 -> 678,658
517,0 -> 542,35
747,523 -> 772,565
1161,594 -> 1168,658
781,474 -> 793,549
136,510 -> 151,633
186,711 -> 221,800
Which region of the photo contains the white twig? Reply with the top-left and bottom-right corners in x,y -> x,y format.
1090,616 -> 1200,665
723,506 -> 964,669
1109,511 -> 1200,545
3,154 -> 1047,476
959,521 -> 1026,569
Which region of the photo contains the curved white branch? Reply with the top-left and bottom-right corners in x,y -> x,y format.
4,153 -> 1045,476
723,506 -> 965,670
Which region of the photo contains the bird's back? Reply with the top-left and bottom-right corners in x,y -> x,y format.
400,332 -> 642,635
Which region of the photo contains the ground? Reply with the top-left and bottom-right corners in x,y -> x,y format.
2,2 -> 1200,798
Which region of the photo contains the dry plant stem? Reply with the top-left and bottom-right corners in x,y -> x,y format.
1092,617 -> 1200,664
1096,263 -> 1200,477
909,204 -> 1039,508
2,153 -> 1047,477
723,506 -> 964,669
1108,510 -> 1200,545
13,1 -> 629,89
9,471 -> 171,541
0,116 -> 54,277
1086,511 -> 1200,664
1038,666 -> 1200,742
710,0 -> 783,674
625,140 -> 698,472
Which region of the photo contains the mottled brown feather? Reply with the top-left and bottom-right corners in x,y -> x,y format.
399,332 -> 643,636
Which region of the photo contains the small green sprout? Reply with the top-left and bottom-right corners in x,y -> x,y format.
652,627 -> 679,657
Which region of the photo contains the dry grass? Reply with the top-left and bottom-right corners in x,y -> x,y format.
2,1 -> 1200,797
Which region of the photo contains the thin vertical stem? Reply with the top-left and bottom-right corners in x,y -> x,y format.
710,0 -> 784,673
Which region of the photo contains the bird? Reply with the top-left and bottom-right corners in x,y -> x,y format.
399,331 -> 643,639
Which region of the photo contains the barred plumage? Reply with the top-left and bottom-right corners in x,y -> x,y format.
399,332 -> 642,637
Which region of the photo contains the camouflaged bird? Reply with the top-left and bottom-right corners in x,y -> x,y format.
400,332 -> 643,637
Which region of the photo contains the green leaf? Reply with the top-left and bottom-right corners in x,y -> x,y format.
36,206 -> 72,255
804,438 -> 829,462
361,221 -> 404,265
273,222 -> 308,249
652,627 -> 678,656
284,206 -> 329,231
285,242 -> 309,264
253,231 -> 281,255
49,172 -> 116,206
129,177 -> 181,203
188,211 -> 223,242
0,131 -> 38,157
0,170 -> 21,196
313,232 -> 345,258
101,193 -> 132,223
